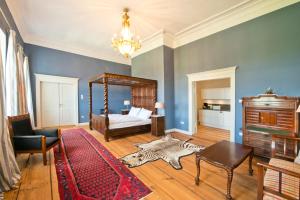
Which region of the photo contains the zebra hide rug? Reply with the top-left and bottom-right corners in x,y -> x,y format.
121,134 -> 205,170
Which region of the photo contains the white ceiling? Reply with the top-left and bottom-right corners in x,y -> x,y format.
6,0 -> 299,64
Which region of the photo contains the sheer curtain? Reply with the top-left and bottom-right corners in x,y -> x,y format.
5,30 -> 18,116
23,56 -> 35,126
0,30 -> 20,193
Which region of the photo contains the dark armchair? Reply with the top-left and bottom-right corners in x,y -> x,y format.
7,113 -> 61,165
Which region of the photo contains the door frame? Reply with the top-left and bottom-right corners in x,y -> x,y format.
187,66 -> 237,142
35,73 -> 79,128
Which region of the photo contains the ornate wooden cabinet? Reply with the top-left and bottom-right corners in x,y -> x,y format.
242,95 -> 300,158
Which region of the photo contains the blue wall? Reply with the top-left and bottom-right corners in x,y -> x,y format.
24,44 -> 131,124
174,3 -> 300,143
163,46 -> 175,129
132,46 -> 165,102
132,46 -> 175,129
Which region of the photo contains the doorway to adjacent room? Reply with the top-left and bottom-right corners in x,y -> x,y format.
187,66 -> 237,142
196,78 -> 231,141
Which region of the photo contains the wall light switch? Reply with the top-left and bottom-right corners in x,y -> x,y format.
81,115 -> 85,119
80,94 -> 84,100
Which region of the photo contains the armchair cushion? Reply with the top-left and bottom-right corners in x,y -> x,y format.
34,128 -> 59,138
11,118 -> 33,136
264,158 -> 300,200
13,136 -> 59,151
13,135 -> 43,151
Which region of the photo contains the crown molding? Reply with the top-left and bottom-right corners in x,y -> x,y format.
24,34 -> 131,65
132,30 -> 175,58
133,0 -> 300,57
174,0 -> 300,48
7,0 -> 300,61
5,0 -> 27,40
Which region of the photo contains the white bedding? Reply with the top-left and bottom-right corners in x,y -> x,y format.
102,114 -> 151,129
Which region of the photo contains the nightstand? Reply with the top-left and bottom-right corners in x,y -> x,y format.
151,115 -> 165,136
121,109 -> 129,115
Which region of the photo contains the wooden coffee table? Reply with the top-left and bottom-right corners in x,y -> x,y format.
195,140 -> 254,200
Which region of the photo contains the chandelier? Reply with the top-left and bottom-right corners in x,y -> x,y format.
112,8 -> 141,58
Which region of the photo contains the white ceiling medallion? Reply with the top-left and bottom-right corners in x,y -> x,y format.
132,0 -> 300,58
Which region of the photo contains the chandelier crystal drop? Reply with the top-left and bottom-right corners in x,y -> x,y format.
112,8 -> 141,58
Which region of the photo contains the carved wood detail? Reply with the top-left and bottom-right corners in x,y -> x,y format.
242,94 -> 300,158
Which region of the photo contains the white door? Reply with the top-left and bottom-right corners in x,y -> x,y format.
59,83 -> 75,125
41,82 -> 60,127
41,82 -> 76,127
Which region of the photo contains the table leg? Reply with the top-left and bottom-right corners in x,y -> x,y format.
195,155 -> 200,185
226,169 -> 233,200
248,150 -> 254,176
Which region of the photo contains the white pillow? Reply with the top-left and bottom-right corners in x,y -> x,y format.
137,108 -> 152,120
128,107 -> 141,117
295,149 -> 300,164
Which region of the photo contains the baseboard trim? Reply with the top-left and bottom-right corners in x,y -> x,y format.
78,122 -> 89,126
165,128 -> 193,135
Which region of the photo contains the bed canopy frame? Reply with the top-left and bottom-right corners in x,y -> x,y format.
89,73 -> 157,141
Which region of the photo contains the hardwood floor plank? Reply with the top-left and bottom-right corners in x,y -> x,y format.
4,125 -> 261,200
16,153 -> 52,200
50,150 -> 59,200
4,154 -> 30,200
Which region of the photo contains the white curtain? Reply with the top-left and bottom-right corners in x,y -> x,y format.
17,46 -> 26,114
0,32 -> 20,192
5,30 -> 18,116
23,57 -> 35,127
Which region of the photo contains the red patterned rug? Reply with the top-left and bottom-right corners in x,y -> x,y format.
54,128 -> 151,200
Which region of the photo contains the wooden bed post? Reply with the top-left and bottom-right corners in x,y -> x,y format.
103,77 -> 109,142
88,73 -> 158,142
89,82 -> 93,130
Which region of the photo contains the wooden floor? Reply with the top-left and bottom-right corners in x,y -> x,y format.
5,125 -> 262,200
197,125 -> 230,143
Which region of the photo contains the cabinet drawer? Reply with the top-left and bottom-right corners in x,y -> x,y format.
244,101 -> 295,109
244,131 -> 271,157
254,146 -> 271,158
244,140 -> 271,158
244,131 -> 271,141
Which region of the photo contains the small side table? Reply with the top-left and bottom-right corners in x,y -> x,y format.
121,109 -> 129,115
151,115 -> 165,136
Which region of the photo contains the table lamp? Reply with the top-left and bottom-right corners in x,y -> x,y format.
124,100 -> 130,110
155,102 -> 164,115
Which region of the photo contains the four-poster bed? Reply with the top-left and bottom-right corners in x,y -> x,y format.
89,73 -> 157,142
